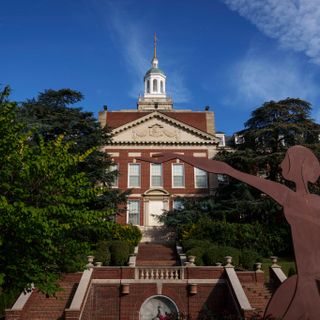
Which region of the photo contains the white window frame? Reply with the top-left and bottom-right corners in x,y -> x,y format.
172,163 -> 185,188
127,200 -> 140,225
109,163 -> 119,188
128,163 -> 141,188
194,167 -> 208,188
150,163 -> 163,188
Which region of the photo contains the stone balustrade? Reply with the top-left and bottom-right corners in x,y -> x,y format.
135,267 -> 184,280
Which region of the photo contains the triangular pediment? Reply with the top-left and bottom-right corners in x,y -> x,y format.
111,111 -> 217,145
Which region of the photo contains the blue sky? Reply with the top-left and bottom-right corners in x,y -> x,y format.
1,0 -> 320,135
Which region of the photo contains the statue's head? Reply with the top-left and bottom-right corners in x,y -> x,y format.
281,145 -> 320,185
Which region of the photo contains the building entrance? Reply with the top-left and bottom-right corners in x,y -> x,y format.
147,200 -> 164,226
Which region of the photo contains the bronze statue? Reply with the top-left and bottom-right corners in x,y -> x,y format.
139,145 -> 320,319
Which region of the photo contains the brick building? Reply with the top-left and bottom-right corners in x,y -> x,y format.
99,36 -> 224,229
5,36 -> 280,320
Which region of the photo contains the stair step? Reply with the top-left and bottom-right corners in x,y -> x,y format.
239,282 -> 273,312
136,243 -> 180,267
21,274 -> 81,320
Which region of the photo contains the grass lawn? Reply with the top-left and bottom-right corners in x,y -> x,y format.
261,257 -> 296,281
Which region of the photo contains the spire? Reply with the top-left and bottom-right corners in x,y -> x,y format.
152,32 -> 158,68
138,33 -> 173,111
153,32 -> 157,59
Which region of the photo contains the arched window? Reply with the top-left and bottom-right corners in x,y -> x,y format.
160,81 -> 164,93
153,79 -> 158,92
147,80 -> 150,93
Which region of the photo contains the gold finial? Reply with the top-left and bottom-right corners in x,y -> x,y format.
154,32 -> 157,59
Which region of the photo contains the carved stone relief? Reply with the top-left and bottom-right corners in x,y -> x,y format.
132,123 -> 180,142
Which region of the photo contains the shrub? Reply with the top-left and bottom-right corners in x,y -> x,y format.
239,248 -> 260,270
109,240 -> 130,266
186,247 -> 205,266
288,266 -> 296,277
94,241 -> 111,266
183,219 -> 238,247
203,245 -> 224,266
220,246 -> 240,266
180,218 -> 290,257
181,238 -> 211,252
0,290 -> 20,318
203,245 -> 240,267
110,224 -> 142,247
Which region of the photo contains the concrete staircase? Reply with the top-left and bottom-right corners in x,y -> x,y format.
139,226 -> 176,243
241,282 -> 273,316
136,243 -> 180,266
20,274 -> 81,320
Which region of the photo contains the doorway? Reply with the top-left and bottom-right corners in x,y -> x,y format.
147,200 -> 164,226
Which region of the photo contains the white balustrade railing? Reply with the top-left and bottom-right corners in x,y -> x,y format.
135,267 -> 184,280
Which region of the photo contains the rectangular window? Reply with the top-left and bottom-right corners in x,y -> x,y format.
128,163 -> 141,188
194,167 -> 208,188
109,164 -> 119,188
173,199 -> 184,210
217,174 -> 228,184
127,200 -> 140,225
150,164 -> 162,187
172,164 -> 185,188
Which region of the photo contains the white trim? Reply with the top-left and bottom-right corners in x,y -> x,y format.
225,267 -> 253,311
107,152 -> 119,157
11,286 -> 34,310
172,163 -> 185,188
112,111 -> 217,140
103,145 -> 217,151
68,269 -> 93,310
128,163 -> 141,188
271,266 -> 287,283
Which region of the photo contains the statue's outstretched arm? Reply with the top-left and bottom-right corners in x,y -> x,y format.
138,153 -> 290,206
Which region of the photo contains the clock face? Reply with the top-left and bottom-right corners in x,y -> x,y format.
140,296 -> 178,320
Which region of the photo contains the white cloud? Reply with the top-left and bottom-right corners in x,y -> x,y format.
89,0 -> 190,103
222,0 -> 320,64
225,48 -> 319,110
168,71 -> 192,103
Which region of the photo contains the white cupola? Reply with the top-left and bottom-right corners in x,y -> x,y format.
138,33 -> 173,111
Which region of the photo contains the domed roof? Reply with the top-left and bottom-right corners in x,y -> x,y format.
145,67 -> 165,77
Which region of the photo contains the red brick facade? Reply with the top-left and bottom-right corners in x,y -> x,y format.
6,266 -> 276,320
100,108 -> 220,227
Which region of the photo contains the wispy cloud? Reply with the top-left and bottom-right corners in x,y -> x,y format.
89,0 -> 190,103
224,47 -> 319,111
168,71 -> 191,103
222,0 -> 320,64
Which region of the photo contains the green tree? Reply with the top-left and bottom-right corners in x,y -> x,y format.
215,98 -> 320,219
18,88 -> 128,220
228,98 -> 320,180
18,89 -> 115,185
162,98 -> 320,256
0,87 -> 115,294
